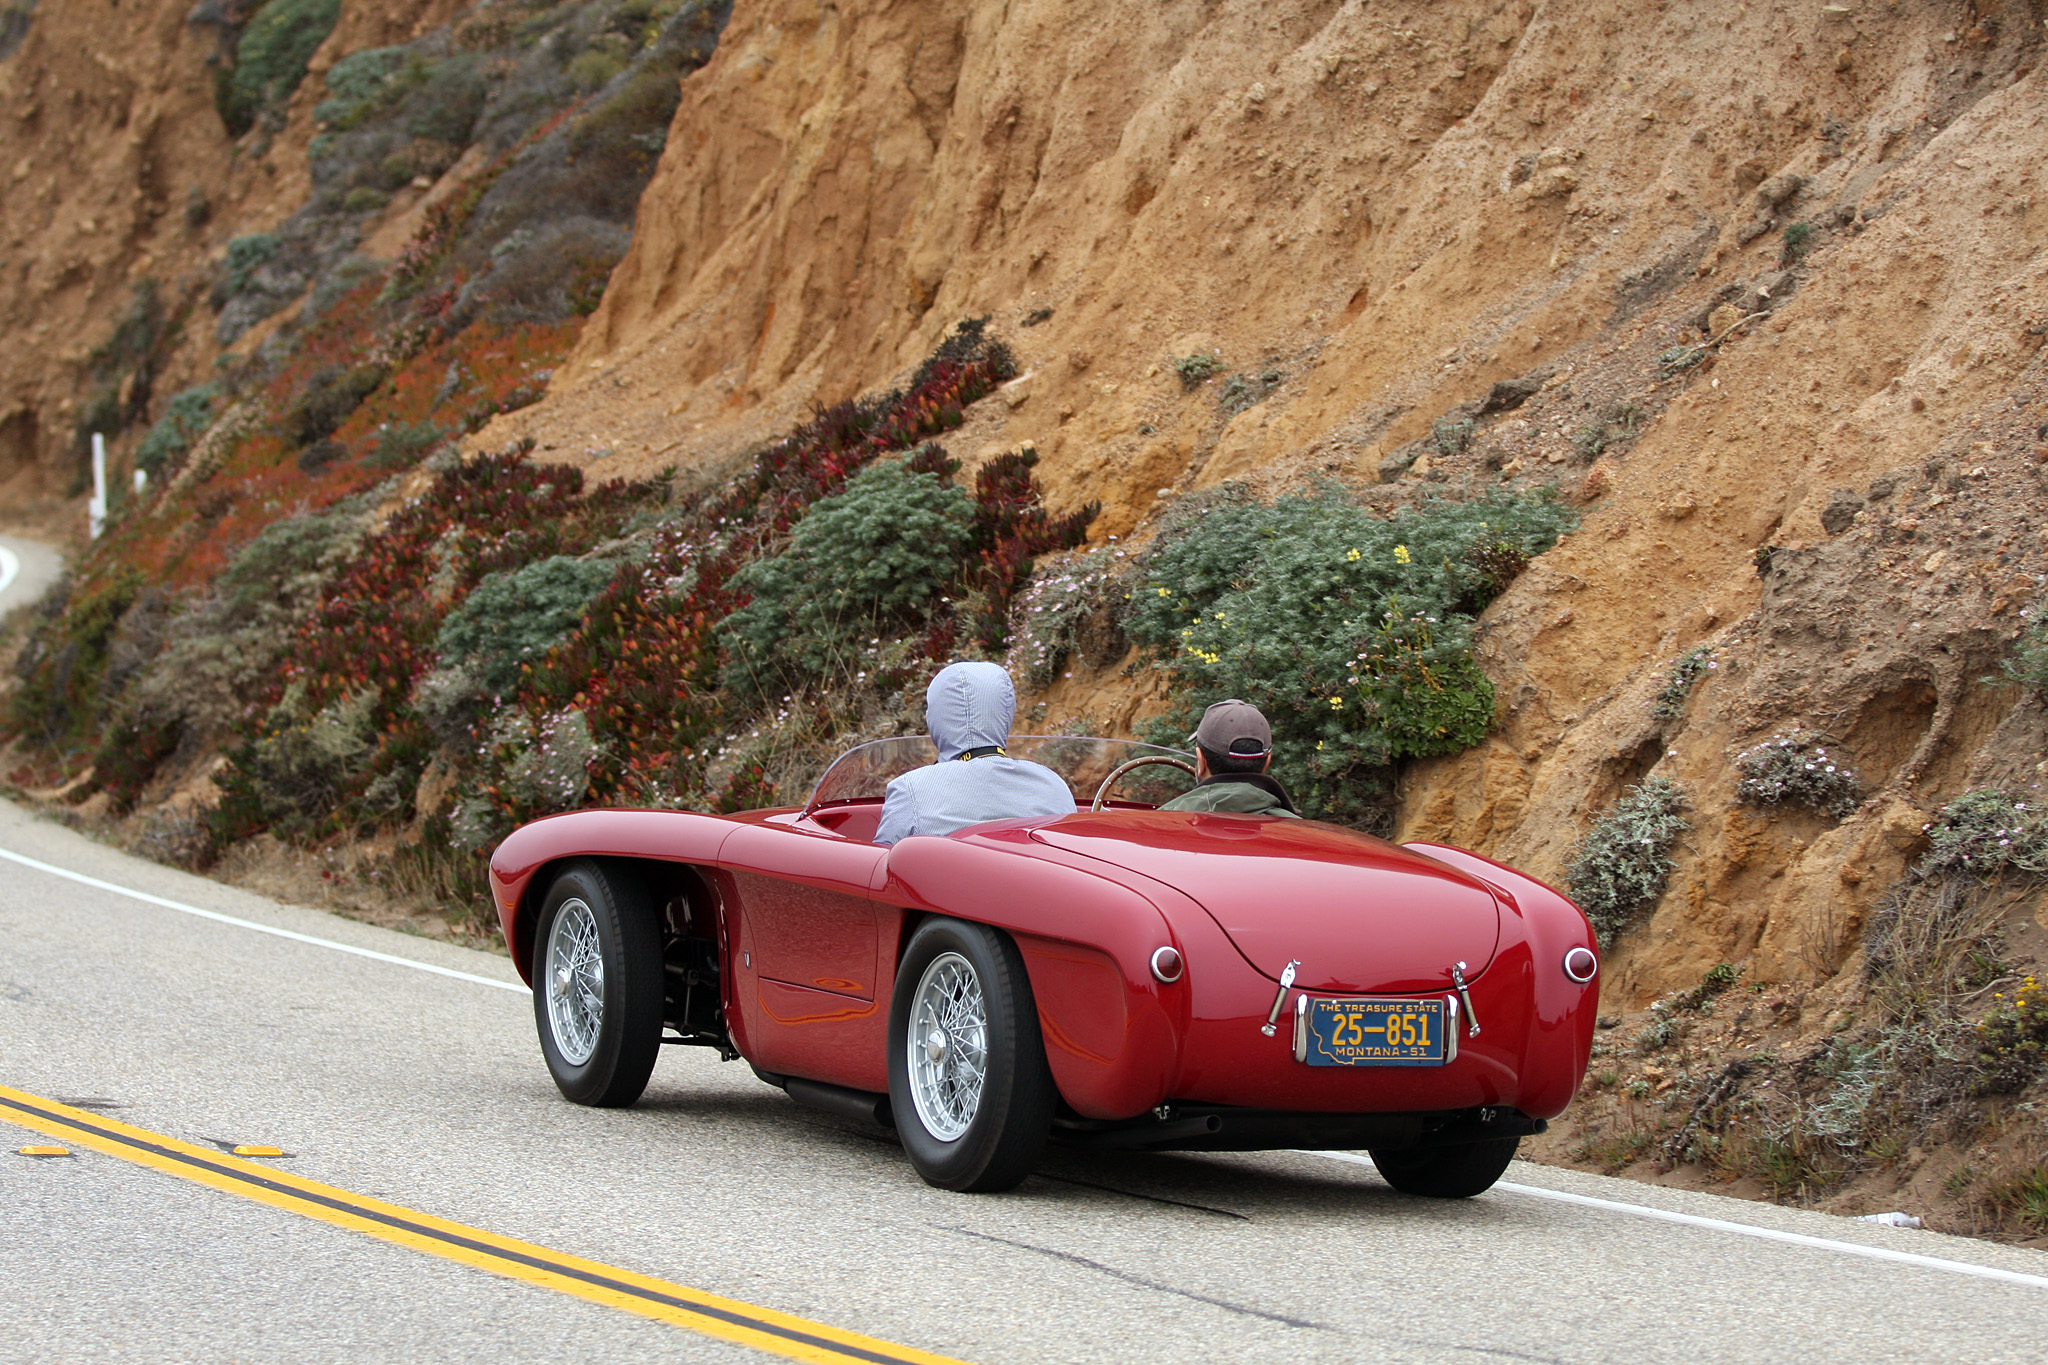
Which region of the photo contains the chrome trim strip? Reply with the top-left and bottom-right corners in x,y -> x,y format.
1292,993 -> 1309,1062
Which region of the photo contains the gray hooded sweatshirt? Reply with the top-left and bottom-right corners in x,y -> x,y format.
873,662 -> 1076,845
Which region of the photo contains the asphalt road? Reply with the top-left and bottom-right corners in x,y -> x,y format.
0,532 -> 63,618
4,799 -> 2046,1364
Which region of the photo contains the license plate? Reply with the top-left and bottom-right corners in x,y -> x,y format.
1294,995 -> 1455,1067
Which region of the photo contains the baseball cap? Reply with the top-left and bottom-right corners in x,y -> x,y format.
1189,698 -> 1272,757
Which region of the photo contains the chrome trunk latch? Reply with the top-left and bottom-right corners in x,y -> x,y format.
1261,960 -> 1300,1037
1450,961 -> 1481,1037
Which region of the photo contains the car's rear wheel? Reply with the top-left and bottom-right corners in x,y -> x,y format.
888,918 -> 1054,1192
1368,1136 -> 1520,1198
533,859 -> 662,1107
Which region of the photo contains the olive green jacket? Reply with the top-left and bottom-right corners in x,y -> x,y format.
1157,775 -> 1301,818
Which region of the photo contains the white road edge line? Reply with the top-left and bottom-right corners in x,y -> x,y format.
0,846 -> 526,995
0,545 -> 20,598
1306,1150 -> 2048,1290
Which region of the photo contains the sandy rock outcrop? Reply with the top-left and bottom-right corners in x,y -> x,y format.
483,0 -> 2048,1004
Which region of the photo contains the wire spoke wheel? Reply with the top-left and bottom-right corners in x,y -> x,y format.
544,897 -> 605,1066
907,951 -> 989,1142
887,918 -> 1055,1192
531,861 -> 662,1107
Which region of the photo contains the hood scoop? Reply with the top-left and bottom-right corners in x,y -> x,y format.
1033,812 -> 1502,994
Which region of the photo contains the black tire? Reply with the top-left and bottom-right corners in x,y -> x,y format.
532,859 -> 663,1107
887,917 -> 1055,1192
1368,1136 -> 1521,1198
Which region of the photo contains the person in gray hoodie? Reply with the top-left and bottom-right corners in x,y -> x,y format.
873,662 -> 1077,844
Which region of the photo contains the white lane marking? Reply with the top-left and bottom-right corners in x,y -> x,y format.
1308,1150 -> 2048,1290
0,847 -> 526,994
0,545 -> 20,598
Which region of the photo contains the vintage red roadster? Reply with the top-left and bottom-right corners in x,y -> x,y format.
488,736 -> 1600,1195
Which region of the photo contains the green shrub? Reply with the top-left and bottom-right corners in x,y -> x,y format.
1650,645 -> 1714,721
1735,729 -> 1861,818
1660,344 -> 1706,374
404,56 -> 488,143
3,569 -> 141,751
1995,609 -> 2048,699
1671,962 -> 1743,1013
0,1 -> 34,62
435,554 -> 621,696
1006,544 -> 1130,687
1567,777 -> 1688,944
1174,352 -> 1225,389
1127,486 -> 1574,821
718,458 -> 976,695
1916,789 -> 2048,881
367,420 -> 445,470
1571,423 -> 1610,461
136,385 -> 220,476
1217,368 -> 1282,417
1781,221 -> 1815,266
566,59 -> 685,180
567,48 -> 629,90
313,46 -> 409,129
217,234 -> 281,303
219,0 -> 342,137
213,686 -> 378,837
1430,417 -> 1476,458
286,362 -> 390,447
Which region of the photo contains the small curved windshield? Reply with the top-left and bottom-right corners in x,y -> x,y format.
805,735 -> 1197,812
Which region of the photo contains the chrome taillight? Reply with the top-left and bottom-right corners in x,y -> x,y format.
1563,946 -> 1598,983
1150,946 -> 1184,983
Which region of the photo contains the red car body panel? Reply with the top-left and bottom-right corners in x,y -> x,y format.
489,796 -> 1599,1129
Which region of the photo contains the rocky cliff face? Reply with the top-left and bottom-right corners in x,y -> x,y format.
0,0 -> 469,506
487,0 -> 2048,1000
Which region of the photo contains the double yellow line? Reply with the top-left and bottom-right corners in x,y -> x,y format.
2,1085 -> 966,1365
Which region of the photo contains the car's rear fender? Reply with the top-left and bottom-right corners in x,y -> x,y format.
489,809 -> 741,983
884,831 -> 1182,1120
1403,843 -> 1600,1119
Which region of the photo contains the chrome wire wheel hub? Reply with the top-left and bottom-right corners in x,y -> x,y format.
544,898 -> 604,1066
907,951 -> 988,1142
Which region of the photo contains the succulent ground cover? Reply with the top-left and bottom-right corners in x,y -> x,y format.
6,321 -> 1063,908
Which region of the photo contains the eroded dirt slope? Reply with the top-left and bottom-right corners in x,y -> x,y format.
481,0 -> 2048,981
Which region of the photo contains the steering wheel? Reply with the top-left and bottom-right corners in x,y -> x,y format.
1090,756 -> 1198,812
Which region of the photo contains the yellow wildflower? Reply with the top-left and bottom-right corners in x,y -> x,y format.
1346,548 -> 1361,562
1330,696 -> 1344,709
1393,545 -> 1411,564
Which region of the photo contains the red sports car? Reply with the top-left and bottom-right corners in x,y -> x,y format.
489,736 -> 1600,1194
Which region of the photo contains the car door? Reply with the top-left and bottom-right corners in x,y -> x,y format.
719,819 -> 893,1089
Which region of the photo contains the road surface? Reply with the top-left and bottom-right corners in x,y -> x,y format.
3,798 -> 2044,1364
0,532 -> 63,618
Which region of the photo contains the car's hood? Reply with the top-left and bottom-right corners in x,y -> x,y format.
1032,811 -> 1502,993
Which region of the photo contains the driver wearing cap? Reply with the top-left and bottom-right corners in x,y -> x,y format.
1156,698 -> 1301,818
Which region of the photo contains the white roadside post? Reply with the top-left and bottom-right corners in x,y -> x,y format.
88,432 -> 108,540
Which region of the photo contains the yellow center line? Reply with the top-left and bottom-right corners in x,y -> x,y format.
0,1084 -> 969,1365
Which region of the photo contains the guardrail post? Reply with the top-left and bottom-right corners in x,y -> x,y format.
89,432 -> 108,540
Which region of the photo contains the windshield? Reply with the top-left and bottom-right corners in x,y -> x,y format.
805,735 -> 1197,812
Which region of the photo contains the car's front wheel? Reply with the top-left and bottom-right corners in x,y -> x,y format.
1368,1135 -> 1520,1198
887,918 -> 1055,1192
533,859 -> 663,1107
